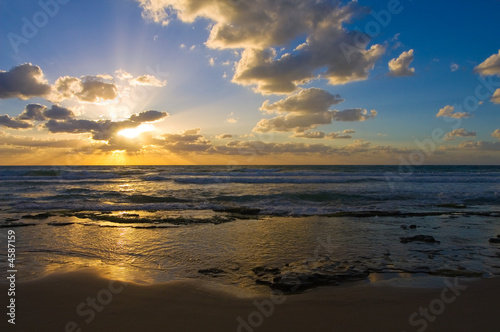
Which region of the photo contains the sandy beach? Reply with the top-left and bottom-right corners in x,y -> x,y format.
2,270 -> 499,332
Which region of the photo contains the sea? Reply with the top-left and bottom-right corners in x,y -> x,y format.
1,165 -> 499,291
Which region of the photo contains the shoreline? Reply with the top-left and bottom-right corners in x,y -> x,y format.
3,270 -> 500,331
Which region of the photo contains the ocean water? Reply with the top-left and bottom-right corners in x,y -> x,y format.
1,165 -> 499,291
1,165 -> 499,215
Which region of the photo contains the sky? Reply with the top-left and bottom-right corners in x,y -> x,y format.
0,0 -> 499,165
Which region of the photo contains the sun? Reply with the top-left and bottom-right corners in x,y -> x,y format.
117,124 -> 155,139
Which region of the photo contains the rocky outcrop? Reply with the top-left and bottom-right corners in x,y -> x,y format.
253,264 -> 369,293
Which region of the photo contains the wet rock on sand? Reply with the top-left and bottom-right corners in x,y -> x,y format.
400,235 -> 440,244
257,269 -> 369,293
47,222 -> 75,227
253,263 -> 369,293
489,238 -> 500,244
212,207 -> 261,215
430,269 -> 483,278
252,266 -> 281,277
198,268 -> 226,276
0,222 -> 37,228
401,224 -> 418,230
21,213 -> 53,219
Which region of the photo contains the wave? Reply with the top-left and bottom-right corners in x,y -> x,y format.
24,170 -> 62,177
173,176 -> 385,184
212,192 -> 370,204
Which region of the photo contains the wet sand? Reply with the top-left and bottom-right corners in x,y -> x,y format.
3,271 -> 500,332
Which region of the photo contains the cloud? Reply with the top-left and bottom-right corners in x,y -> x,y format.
294,131 -> 352,139
212,140 -> 339,155
54,75 -> 118,103
45,119 -> 108,137
43,105 -> 75,120
216,134 -> 233,139
333,108 -> 377,122
0,115 -> 32,129
159,128 -> 212,152
115,70 -> 134,80
458,141 -> 500,151
388,49 -> 415,77
474,49 -> 500,76
450,63 -> 459,72
130,74 -> 167,87
0,131 -> 82,149
491,88 -> 500,104
210,139 -> 411,157
115,69 -> 167,89
293,131 -> 327,139
255,88 -> 375,133
45,111 -> 168,141
11,104 -> 74,124
444,128 -> 476,141
17,104 -> 47,121
325,132 -> 352,139
0,63 -> 51,99
137,0 -> 386,94
255,88 -> 340,132
226,112 -> 238,123
492,129 -> 500,140
254,113 -> 334,133
97,134 -> 153,153
436,105 -> 472,119
233,41 -> 384,94
139,0 -> 353,49
260,88 -> 343,114
130,110 -> 168,122
3,105 -> 170,151
348,139 -> 371,149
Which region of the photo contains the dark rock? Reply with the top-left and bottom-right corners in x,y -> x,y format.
400,235 -> 440,244
213,207 -> 261,215
409,225 -> 417,229
71,211 -> 235,225
489,238 -> 500,244
121,213 -> 140,218
22,213 -> 53,219
252,266 -> 281,277
5,218 -> 19,222
0,222 -> 37,228
256,279 -> 272,286
266,269 -> 369,293
431,269 -> 483,278
132,225 -> 179,229
400,225 -> 408,230
47,222 -> 74,227
436,204 -> 467,209
198,268 -> 226,276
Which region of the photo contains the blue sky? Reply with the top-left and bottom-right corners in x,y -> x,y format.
0,0 -> 499,165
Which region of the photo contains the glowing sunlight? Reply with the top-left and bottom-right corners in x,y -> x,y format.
118,124 -> 155,139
